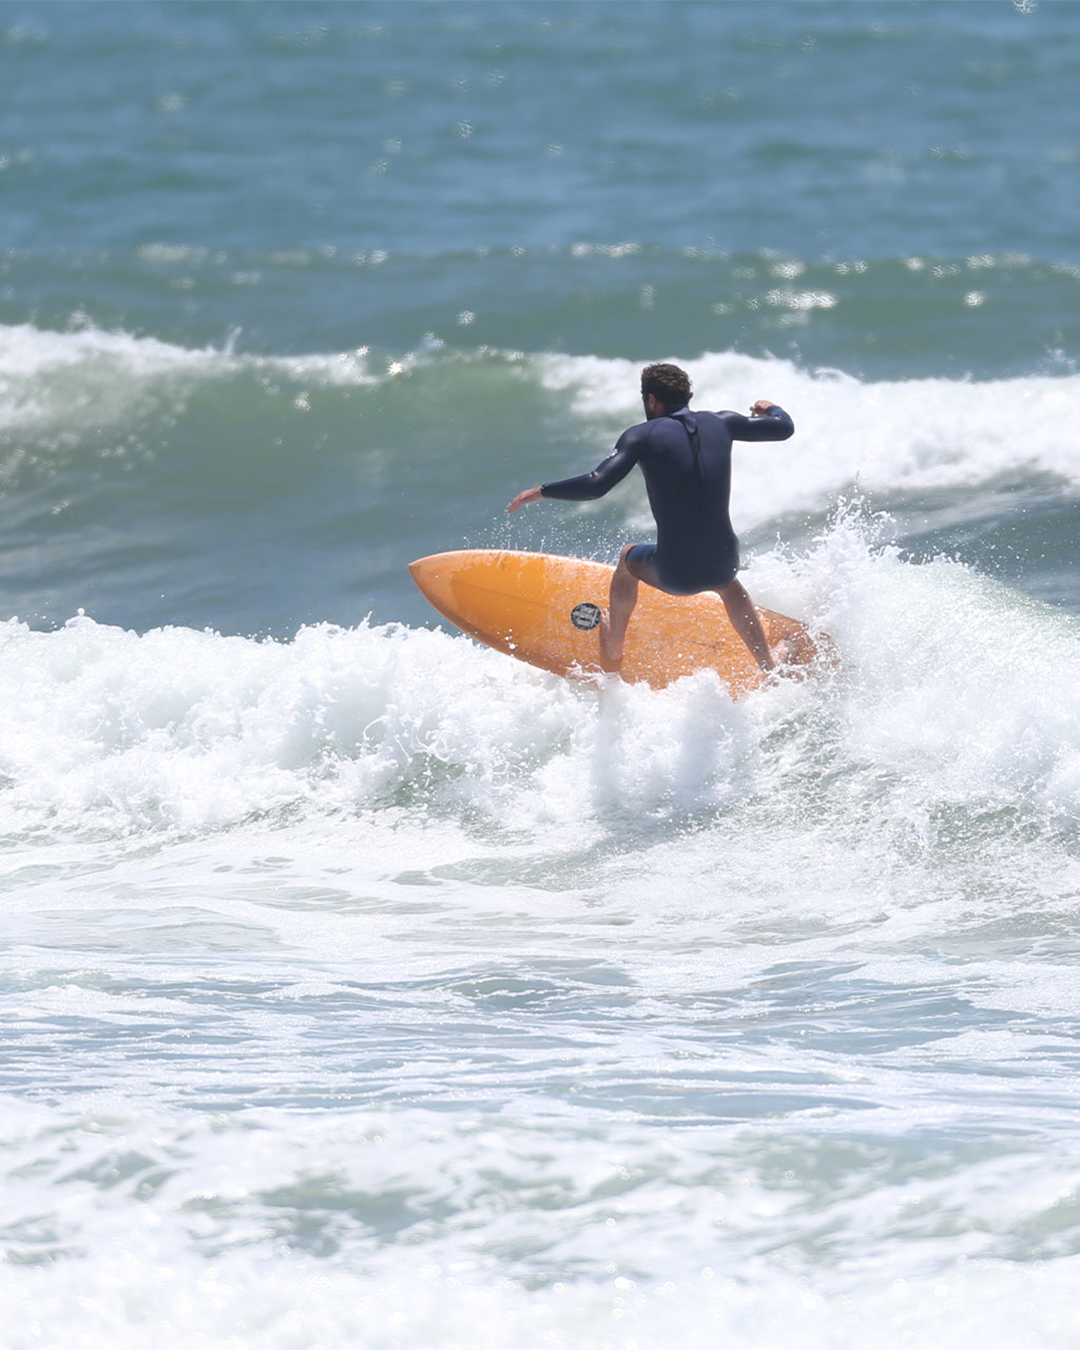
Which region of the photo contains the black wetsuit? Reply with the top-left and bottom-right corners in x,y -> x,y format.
541,404 -> 794,595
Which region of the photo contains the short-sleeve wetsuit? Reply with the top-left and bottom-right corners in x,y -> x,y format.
540,404 -> 794,596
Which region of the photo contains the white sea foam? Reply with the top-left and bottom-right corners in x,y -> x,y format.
4,1097 -> 1080,1350
0,322 -> 383,437
4,511 -> 1080,1350
1,509 -> 1078,849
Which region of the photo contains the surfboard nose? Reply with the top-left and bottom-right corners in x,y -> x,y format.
408,552 -> 462,622
408,552 -> 449,590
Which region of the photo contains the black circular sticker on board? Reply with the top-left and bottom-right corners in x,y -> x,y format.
570,602 -> 602,631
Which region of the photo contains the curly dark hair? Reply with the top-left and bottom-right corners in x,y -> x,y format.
640,362 -> 692,411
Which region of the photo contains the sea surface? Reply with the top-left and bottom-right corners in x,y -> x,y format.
3,2 -> 1080,1345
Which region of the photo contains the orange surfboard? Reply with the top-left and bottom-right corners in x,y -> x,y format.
409,549 -> 825,695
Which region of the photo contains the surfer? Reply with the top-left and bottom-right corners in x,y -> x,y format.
507,362 -> 795,674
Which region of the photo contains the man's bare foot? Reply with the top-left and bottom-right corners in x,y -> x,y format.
766,636 -> 813,681
768,638 -> 796,670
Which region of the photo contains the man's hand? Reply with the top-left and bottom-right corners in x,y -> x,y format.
507,486 -> 544,514
749,399 -> 778,416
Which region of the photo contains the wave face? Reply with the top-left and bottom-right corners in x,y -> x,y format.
4,3 -> 1080,1347
2,325 -> 1079,633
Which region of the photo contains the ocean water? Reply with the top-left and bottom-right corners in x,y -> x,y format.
3,1 -> 1080,1345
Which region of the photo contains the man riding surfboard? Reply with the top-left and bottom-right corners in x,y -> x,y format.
508,362 -> 795,674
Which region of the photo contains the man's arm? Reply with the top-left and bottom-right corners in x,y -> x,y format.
507,427 -> 645,512
719,401 -> 795,441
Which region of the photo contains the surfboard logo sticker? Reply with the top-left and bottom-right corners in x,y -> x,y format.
570,601 -> 602,631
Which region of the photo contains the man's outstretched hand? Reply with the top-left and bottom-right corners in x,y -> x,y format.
507,486 -> 544,514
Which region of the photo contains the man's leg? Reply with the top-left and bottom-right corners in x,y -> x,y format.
599,545 -> 644,671
717,578 -> 777,672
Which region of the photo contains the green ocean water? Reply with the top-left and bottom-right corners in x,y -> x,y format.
4,5 -> 1080,1348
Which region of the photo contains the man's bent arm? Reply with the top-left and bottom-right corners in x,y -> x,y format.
720,403 -> 795,442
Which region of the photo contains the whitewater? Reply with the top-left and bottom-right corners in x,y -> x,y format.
6,405 -> 1080,1344
2,314 -> 1080,1349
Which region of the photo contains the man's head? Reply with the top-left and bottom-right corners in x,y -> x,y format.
641,363 -> 692,417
